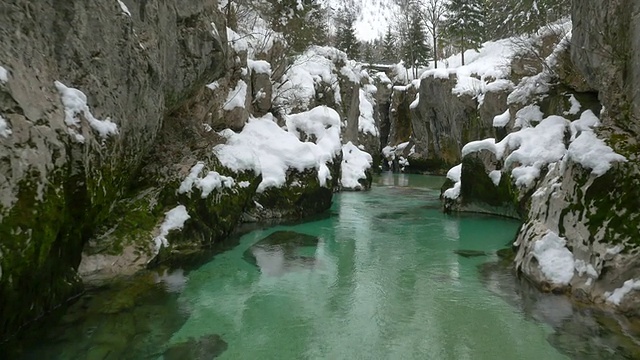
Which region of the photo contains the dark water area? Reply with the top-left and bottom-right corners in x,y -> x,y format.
2,173 -> 640,359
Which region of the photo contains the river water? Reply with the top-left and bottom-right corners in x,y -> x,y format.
3,173 -> 639,359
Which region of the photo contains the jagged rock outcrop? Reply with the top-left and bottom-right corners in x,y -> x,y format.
441,4 -> 640,311
0,0 -> 227,337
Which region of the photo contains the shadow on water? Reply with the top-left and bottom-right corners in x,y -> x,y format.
480,256 -> 640,359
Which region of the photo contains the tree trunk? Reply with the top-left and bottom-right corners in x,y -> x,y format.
433,31 -> 438,68
461,29 -> 465,66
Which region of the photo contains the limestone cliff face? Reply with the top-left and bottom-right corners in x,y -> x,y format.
515,0 -> 640,308
441,1 -> 640,310
0,0 -> 227,337
382,74 -> 509,174
412,76 -> 509,172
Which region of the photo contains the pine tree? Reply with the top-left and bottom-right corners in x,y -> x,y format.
267,0 -> 328,53
486,0 -> 571,39
335,15 -> 360,59
362,43 -> 375,64
382,27 -> 398,64
443,0 -> 485,65
403,13 -> 431,77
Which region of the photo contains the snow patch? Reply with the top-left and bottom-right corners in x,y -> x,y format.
178,162 -> 235,198
515,105 -> 544,128
567,131 -> 627,176
206,81 -> 220,91
443,164 -> 462,200
0,66 -> 8,84
117,0 -> 131,16
358,89 -> 378,136
223,80 -> 247,110
0,115 -> 12,138
532,231 -> 575,285
574,259 -> 598,278
606,279 -> 640,305
492,109 -> 510,127
564,94 -> 581,115
214,111 -> 340,192
340,142 -> 372,190
153,205 -> 190,253
248,59 -> 272,75
489,170 -> 502,186
54,81 -> 119,140
227,27 -> 248,52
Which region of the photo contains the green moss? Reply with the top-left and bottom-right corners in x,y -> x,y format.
584,165 -> 640,248
254,167 -> 332,219
459,156 -> 521,216
0,170 -> 83,338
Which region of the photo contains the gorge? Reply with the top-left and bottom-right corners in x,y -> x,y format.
1,0 -> 640,357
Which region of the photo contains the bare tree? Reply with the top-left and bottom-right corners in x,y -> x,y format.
420,0 -> 447,68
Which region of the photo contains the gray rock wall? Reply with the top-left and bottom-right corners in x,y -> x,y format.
0,0 -> 226,337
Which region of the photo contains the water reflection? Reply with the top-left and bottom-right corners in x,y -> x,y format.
481,260 -> 640,359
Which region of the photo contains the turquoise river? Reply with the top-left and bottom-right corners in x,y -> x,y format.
2,174 -> 639,359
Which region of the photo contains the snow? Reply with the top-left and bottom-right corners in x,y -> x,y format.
0,115 -> 11,138
275,46 -> 359,113
567,130 -> 627,176
358,90 -> 378,136
532,231 -> 575,285
489,170 -> 502,186
374,72 -> 391,84
214,111 -> 341,192
178,162 -> 205,194
340,141 -> 372,190
206,81 -> 220,91
0,66 -> 8,83
247,60 -> 272,75
196,171 -> 235,197
606,279 -> 640,305
223,80 -> 247,110
503,116 -> 569,188
178,162 -> 235,198
492,109 -> 510,127
423,39 -> 516,106
153,205 -> 190,253
54,81 -> 119,140
514,105 -> 544,128
565,94 -> 581,115
443,164 -> 462,200
462,138 -> 499,158
227,27 -> 248,52
570,109 -> 600,134
117,0 -> 131,16
463,116 -> 570,189
447,164 -> 462,183
574,259 -> 598,278
409,94 -> 420,109
508,25 -> 573,105
606,244 -> 624,255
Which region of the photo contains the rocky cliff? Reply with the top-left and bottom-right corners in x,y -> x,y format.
440,1 -> 640,311
0,0 -> 227,337
0,1 -> 379,338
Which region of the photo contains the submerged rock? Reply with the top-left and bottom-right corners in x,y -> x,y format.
243,231 -> 320,275
163,334 -> 228,360
454,250 -> 490,258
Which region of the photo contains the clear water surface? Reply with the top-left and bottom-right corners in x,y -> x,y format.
4,173 -> 639,359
